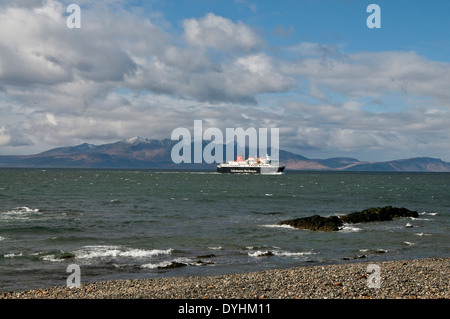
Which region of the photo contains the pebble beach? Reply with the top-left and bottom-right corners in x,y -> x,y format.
2,257 -> 448,299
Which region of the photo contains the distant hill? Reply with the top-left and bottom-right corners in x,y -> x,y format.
1,137 -> 449,172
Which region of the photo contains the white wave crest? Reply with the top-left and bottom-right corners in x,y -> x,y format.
260,224 -> 296,230
339,225 -> 362,233
415,232 -> 432,236
248,250 -> 273,257
4,252 -> 23,258
74,245 -> 173,260
6,206 -> 40,214
414,218 -> 432,221
141,261 -> 173,269
1,207 -> 40,221
208,246 -> 223,250
141,257 -> 198,269
248,249 -> 316,257
41,254 -> 64,262
420,212 -> 437,216
274,251 -> 316,257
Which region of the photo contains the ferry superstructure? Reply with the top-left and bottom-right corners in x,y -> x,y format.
217,155 -> 285,174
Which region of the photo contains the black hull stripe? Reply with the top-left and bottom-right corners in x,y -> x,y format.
217,166 -> 285,174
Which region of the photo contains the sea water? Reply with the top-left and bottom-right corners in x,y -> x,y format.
0,169 -> 449,292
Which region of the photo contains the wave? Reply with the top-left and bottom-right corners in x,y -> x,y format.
260,224 -> 296,230
35,246 -> 174,264
404,241 -> 416,246
261,223 -> 364,232
41,254 -> 67,262
415,232 -> 432,236
339,224 -> 362,233
1,206 -> 40,220
208,246 -> 223,250
11,206 -> 39,213
247,249 -> 316,257
141,257 -> 214,269
355,248 -> 388,255
141,260 -> 174,269
2,206 -> 40,214
31,250 -> 75,262
420,212 -> 438,216
4,252 -> 23,258
73,245 -> 173,260
410,217 -> 433,221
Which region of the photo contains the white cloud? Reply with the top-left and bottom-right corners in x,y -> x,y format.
0,124 -> 32,147
285,49 -> 450,105
0,1 -> 139,90
183,13 -> 263,51
0,1 -> 448,162
0,126 -> 11,146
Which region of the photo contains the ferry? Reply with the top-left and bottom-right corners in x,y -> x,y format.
217,155 -> 285,174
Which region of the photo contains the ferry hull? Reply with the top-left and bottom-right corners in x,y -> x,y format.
217,165 -> 285,174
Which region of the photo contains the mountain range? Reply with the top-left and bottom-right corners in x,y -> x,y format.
1,136 -> 449,172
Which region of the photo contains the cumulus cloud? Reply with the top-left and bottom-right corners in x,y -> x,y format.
0,1 -> 448,161
0,125 -> 32,147
183,13 -> 263,52
284,49 -> 450,105
0,1 -> 139,90
124,14 -> 291,103
0,126 -> 11,146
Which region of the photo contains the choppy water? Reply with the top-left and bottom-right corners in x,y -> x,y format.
1,169 -> 449,292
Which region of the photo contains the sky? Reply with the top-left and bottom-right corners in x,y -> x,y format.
0,0 -> 449,162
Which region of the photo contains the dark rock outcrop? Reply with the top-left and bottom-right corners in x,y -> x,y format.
277,215 -> 343,232
157,262 -> 187,269
339,206 -> 418,224
278,206 -> 419,232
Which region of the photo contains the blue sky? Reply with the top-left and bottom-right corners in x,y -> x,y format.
0,0 -> 449,161
149,0 -> 450,59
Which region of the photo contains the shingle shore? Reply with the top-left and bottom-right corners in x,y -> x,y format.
2,257 -> 448,299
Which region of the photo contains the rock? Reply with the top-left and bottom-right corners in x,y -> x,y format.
339,206 -> 418,224
278,206 -> 419,232
59,253 -> 75,260
193,260 -> 215,265
342,254 -> 367,261
259,251 -> 274,257
277,215 -> 343,232
157,262 -> 187,269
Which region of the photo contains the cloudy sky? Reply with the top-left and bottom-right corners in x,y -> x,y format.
0,0 -> 449,161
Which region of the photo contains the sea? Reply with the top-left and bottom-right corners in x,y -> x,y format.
0,169 -> 449,292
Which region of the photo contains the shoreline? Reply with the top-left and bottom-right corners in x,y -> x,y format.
1,257 -> 448,299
